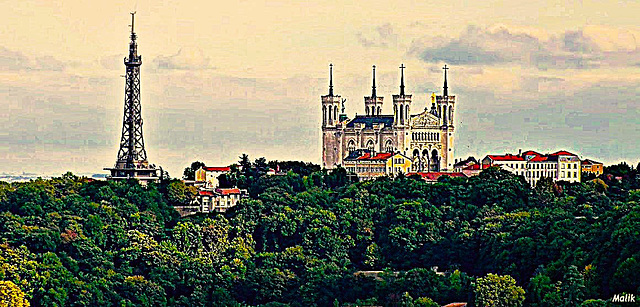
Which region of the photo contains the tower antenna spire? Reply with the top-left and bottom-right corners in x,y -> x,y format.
443,64 -> 449,97
372,65 -> 377,98
329,63 -> 333,96
130,11 -> 136,35
399,63 -> 406,96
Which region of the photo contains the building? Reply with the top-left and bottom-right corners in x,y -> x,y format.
482,150 -> 581,186
581,159 -> 604,176
197,188 -> 248,213
104,13 -> 159,185
453,156 -> 478,172
195,166 -> 232,188
343,150 -> 412,180
321,64 -> 457,174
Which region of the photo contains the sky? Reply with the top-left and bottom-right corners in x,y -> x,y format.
1,0 -> 639,177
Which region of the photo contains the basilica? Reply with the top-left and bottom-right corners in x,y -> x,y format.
321,64 -> 457,174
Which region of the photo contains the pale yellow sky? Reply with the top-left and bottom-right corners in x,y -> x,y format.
1,0 -> 639,175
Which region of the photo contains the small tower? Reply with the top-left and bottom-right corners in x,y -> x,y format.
321,64 -> 343,168
322,64 -> 341,127
105,13 -> 159,184
393,64 -> 412,127
435,64 -> 456,171
364,65 -> 384,116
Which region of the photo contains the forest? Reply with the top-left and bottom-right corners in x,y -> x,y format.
0,158 -> 639,306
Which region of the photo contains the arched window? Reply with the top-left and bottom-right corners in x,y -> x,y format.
377,106 -> 381,116
449,106 -> 453,125
394,105 -> 398,123
442,105 -> 447,124
366,140 -> 375,152
406,105 -> 410,121
322,105 -> 326,125
399,105 -> 404,125
371,106 -> 375,116
438,105 -> 442,117
385,140 -> 393,153
431,149 -> 439,172
335,106 -> 338,122
347,140 -> 356,153
328,105 -> 332,122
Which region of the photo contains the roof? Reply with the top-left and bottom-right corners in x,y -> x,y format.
346,115 -> 394,129
462,164 -> 492,170
529,155 -> 549,162
487,154 -> 525,161
198,190 -> 215,196
522,150 -> 542,156
344,150 -> 394,161
215,188 -> 241,195
453,156 -> 478,168
549,150 -> 577,156
203,166 -> 231,172
582,159 -> 602,165
407,172 -> 467,181
442,303 -> 467,307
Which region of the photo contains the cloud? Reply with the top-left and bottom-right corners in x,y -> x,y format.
357,23 -> 399,48
0,46 -> 67,71
411,25 -> 640,70
152,47 -> 215,70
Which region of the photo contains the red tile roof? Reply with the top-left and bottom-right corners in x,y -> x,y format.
216,188 -> 241,195
442,303 -> 467,307
487,154 -> 525,161
356,152 -> 393,161
529,156 -> 549,162
203,166 -> 231,172
581,159 -> 602,165
198,190 -> 215,196
549,150 -> 577,156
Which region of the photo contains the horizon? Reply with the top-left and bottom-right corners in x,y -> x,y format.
2,1 -> 639,178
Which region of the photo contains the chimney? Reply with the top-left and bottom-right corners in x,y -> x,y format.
518,149 -> 522,156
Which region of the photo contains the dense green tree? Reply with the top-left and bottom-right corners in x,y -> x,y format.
182,161 -> 206,180
474,273 -> 525,307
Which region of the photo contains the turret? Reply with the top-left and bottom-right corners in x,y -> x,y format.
322,64 -> 341,127
364,65 -> 383,116
393,64 -> 412,126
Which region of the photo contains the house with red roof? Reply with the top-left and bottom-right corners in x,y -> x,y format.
195,188 -> 247,214
581,159 -> 603,176
195,165 -> 233,188
343,149 -> 412,180
482,149 -> 582,186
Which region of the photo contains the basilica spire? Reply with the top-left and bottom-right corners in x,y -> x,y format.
399,63 -> 406,96
371,65 -> 377,98
329,63 -> 334,96
443,64 -> 449,97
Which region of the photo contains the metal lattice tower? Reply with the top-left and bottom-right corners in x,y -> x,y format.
105,13 -> 158,183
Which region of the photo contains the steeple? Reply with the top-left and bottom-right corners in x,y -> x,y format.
399,63 -> 406,96
329,63 -> 334,96
371,65 -> 377,98
443,64 -> 449,97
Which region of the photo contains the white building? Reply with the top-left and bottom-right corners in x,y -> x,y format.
482,150 -> 581,186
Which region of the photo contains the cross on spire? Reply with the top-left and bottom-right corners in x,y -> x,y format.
443,64 -> 449,97
329,63 -> 334,96
372,65 -> 377,98
399,63 -> 406,96
130,11 -> 136,34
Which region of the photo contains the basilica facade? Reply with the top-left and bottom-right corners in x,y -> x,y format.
321,64 -> 457,173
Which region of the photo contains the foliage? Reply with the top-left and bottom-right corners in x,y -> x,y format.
0,158 -> 639,306
474,273 -> 525,307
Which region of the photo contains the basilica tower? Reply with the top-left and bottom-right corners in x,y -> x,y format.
436,65 -> 456,171
364,65 -> 384,116
321,64 -> 343,168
